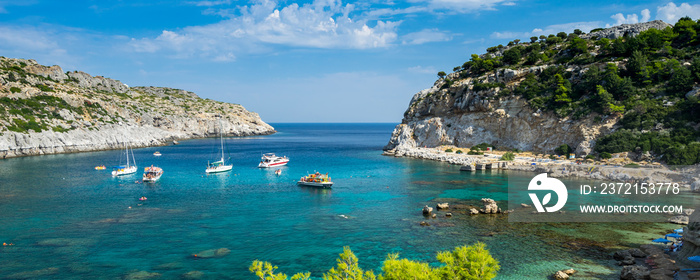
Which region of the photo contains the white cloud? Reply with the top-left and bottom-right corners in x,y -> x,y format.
0,25 -> 81,69
401,28 -> 451,45
129,0 -> 400,60
186,0 -> 233,6
610,12 -> 640,25
421,0 -> 516,13
656,2 -> 700,24
641,9 -> 651,22
407,65 -> 437,74
490,21 -> 602,39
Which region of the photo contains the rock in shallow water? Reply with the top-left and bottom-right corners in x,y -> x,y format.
192,248 -> 230,258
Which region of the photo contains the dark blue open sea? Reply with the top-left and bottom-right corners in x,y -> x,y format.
0,123 -> 695,279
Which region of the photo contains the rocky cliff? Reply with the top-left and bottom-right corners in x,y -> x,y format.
0,57 -> 274,158
384,20 -> 699,161
383,67 -> 617,155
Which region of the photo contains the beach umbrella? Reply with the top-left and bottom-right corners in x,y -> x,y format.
688,256 -> 700,263
652,238 -> 672,243
674,228 -> 684,234
666,233 -> 682,239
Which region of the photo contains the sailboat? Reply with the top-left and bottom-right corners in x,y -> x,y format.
206,121 -> 233,174
112,142 -> 137,176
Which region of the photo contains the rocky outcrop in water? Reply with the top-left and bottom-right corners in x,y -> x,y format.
0,57 -> 274,158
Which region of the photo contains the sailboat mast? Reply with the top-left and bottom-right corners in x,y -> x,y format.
125,142 -> 129,168
220,121 -> 224,162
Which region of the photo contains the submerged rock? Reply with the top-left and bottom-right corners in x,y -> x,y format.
422,205 -> 433,215
182,271 -> 205,279
192,248 -> 231,258
6,267 -> 59,279
436,203 -> 449,210
620,265 -> 649,280
480,198 -> 498,214
123,270 -> 161,280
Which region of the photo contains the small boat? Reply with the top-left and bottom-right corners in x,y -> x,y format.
258,153 -> 289,168
112,142 -> 137,176
298,172 -> 333,188
153,151 -> 162,156
275,169 -> 282,175
173,141 -> 179,145
95,165 -> 106,170
143,165 -> 163,182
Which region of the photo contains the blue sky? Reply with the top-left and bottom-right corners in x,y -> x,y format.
1,0 -> 699,123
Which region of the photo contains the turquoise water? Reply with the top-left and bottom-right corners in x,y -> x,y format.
0,123 -> 695,279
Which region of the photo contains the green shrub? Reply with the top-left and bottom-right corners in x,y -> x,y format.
600,152 -> 612,159
445,148 -> 453,153
585,155 -> 595,160
35,84 -> 54,92
554,144 -> 573,156
501,152 -> 515,161
468,150 -> 483,155
250,243 -> 499,280
624,163 -> 640,168
10,87 -> 21,93
455,150 -> 463,154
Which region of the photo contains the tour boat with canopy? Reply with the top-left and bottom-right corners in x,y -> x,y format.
143,165 -> 163,182
258,153 -> 289,168
297,172 -> 333,188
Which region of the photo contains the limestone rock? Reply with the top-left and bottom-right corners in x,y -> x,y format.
469,208 -> 479,215
619,265 -> 650,280
582,20 -> 672,40
668,215 -> 689,225
481,198 -> 498,214
562,269 -> 576,275
422,205 -> 433,215
0,57 -> 275,159
553,270 -> 569,280
436,203 -> 449,209
420,221 -> 430,226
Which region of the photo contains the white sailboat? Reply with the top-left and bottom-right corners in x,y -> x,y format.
206,121 -> 233,174
112,142 -> 137,176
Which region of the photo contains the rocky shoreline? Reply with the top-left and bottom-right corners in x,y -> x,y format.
0,121 -> 274,159
0,57 -> 275,158
384,146 -> 700,189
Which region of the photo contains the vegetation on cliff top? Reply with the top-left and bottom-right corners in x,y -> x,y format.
439,18 -> 700,165
0,57 -> 251,135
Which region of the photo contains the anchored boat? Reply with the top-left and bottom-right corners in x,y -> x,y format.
258,153 -> 289,168
297,172 -> 333,188
143,165 -> 163,182
112,142 -> 137,176
206,121 -> 233,174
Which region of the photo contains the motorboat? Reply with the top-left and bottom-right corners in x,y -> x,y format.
297,172 -> 333,188
258,153 -> 289,168
95,165 -> 106,170
143,165 -> 163,182
153,151 -> 162,156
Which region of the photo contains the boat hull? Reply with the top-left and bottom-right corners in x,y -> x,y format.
297,181 -> 333,188
143,174 -> 163,182
112,166 -> 137,176
258,160 -> 289,168
206,165 -> 233,173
